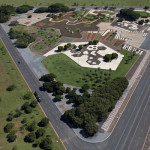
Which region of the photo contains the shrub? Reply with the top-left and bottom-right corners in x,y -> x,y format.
24,132 -> 36,143
4,123 -> 13,133
7,84 -> 16,91
38,118 -> 49,127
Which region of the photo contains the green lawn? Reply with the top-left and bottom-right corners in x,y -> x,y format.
42,50 -> 139,88
0,0 -> 149,7
34,43 -> 48,51
12,25 -> 26,33
0,39 -> 64,150
136,11 -> 150,18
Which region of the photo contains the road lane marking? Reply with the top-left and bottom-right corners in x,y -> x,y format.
116,86 -> 150,150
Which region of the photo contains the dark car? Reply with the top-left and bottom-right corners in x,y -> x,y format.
34,91 -> 38,97
34,91 -> 42,102
37,97 -> 42,102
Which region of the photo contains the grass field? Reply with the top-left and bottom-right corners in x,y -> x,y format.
0,0 -> 149,7
0,39 -> 64,150
136,11 -> 150,18
42,50 -> 139,88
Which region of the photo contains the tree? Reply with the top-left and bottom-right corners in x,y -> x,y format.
35,128 -> 45,138
24,106 -> 32,114
16,5 -> 33,13
66,87 -> 71,93
24,132 -> 36,143
111,53 -> 118,59
84,121 -> 98,136
138,20 -> 144,25
7,115 -> 13,122
64,44 -> 69,50
78,45 -> 83,50
104,54 -> 111,62
21,118 -> 27,124
120,8 -> 140,21
145,19 -> 149,23
21,102 -> 30,110
0,14 -> 9,23
40,136 -> 52,150
0,5 -> 15,23
14,110 -> 22,118
4,123 -> 13,133
73,45 -> 77,49
34,7 -> 48,13
67,43 -> 71,47
58,46 -> 64,51
23,91 -> 32,100
7,131 -> 16,142
48,3 -> 70,13
38,118 -> 49,127
54,95 -> 62,102
26,122 -> 36,132
6,84 -> 16,91
93,40 -> 99,45
40,74 -> 56,82
12,146 -> 17,150
144,6 -> 149,10
30,100 -> 37,108
82,84 -> 90,92
88,41 -> 93,45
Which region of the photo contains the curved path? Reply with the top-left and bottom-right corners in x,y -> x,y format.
0,24 -> 150,150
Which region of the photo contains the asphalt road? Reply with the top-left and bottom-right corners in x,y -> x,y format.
0,24 -> 150,150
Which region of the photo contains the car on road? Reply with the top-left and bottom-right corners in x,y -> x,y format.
34,91 -> 42,102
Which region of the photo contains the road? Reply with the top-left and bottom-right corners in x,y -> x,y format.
0,24 -> 150,150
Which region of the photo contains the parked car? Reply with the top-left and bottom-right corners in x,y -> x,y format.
34,91 -> 42,102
